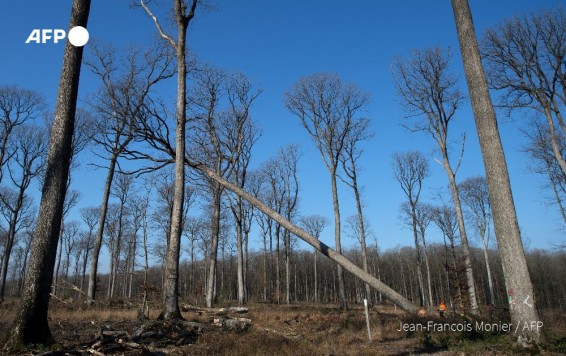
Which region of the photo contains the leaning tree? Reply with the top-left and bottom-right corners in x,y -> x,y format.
4,0 -> 91,349
451,0 -> 542,342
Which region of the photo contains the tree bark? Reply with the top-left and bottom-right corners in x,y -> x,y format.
352,178 -> 372,305
411,204 -> 426,307
206,187 -> 221,308
3,0 -> 90,348
330,172 -> 347,309
451,0 -> 542,342
445,160 -> 479,314
0,187 -> 26,300
235,201 -> 245,305
87,153 -> 117,302
160,0 -> 191,320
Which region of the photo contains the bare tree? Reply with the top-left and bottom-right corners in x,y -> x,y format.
431,204 -> 463,311
523,120 -> 566,227
414,202 -> 434,308
392,151 -> 429,307
186,161 -> 420,313
59,220 -> 81,298
187,66 -> 259,307
53,189 -> 80,297
339,118 -> 373,304
79,207 -> 98,298
482,7 -> 566,178
255,174 -> 273,302
300,215 -> 329,303
116,32 -> 418,318
285,73 -> 369,309
225,102 -> 260,305
260,157 -> 286,303
239,170 -> 262,301
0,125 -> 47,301
85,41 -> 174,303
392,48 -> 478,314
0,86 -> 45,185
140,0 -> 198,319
107,172 -> 134,298
279,146 -> 300,305
451,0 -> 542,341
4,0 -> 92,348
459,176 -> 495,304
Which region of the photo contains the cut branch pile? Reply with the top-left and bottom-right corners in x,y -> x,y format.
72,320 -> 203,354
182,304 -> 252,331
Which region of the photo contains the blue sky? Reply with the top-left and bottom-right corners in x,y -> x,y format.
0,0 -> 564,259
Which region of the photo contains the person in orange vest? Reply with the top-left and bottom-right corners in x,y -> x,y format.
438,299 -> 447,317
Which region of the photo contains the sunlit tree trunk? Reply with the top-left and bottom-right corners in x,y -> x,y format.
3,0 -> 91,348
451,0 -> 542,342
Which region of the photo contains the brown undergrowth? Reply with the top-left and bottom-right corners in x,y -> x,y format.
0,298 -> 565,355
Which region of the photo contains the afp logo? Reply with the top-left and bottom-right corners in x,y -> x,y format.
25,26 -> 89,47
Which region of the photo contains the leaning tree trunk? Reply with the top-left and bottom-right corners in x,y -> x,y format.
3,0 -> 91,349
193,163 -> 420,314
451,0 -> 542,342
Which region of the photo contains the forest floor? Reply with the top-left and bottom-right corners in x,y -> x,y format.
0,298 -> 565,355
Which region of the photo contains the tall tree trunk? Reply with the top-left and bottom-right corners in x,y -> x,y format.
482,239 -> 495,304
87,153 -> 118,302
206,188 -> 221,308
330,172 -> 347,309
160,0 -> 192,320
244,228 -> 249,302
275,224 -> 281,303
314,250 -> 318,303
79,246 -> 90,299
54,224 -> 65,297
411,206 -> 426,307
235,206 -> 245,305
262,231 -> 267,301
284,230 -> 291,304
451,0 -> 542,342
0,193 -> 25,300
0,222 -> 17,301
353,181 -> 371,304
3,0 -> 91,348
421,237 -> 434,307
445,160 -> 478,314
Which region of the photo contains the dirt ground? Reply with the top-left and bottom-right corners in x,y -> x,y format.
1,298 -> 565,355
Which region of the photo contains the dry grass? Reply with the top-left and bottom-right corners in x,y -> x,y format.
1,299 -> 565,355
